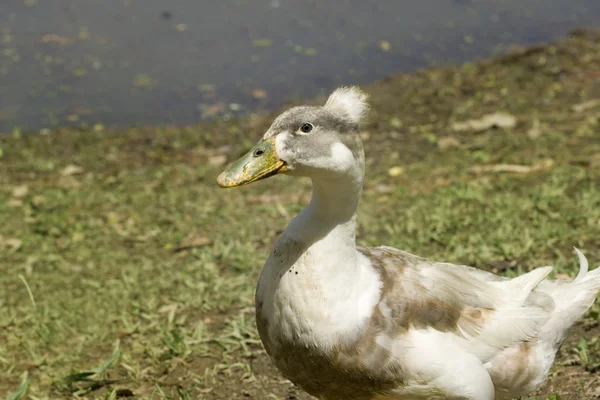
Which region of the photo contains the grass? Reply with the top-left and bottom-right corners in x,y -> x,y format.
1,29 -> 600,399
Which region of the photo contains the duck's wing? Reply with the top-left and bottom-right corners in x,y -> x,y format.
358,246 -> 554,360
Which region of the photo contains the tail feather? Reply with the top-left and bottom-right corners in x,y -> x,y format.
540,250 -> 600,346
573,249 -> 600,291
574,247 -> 589,282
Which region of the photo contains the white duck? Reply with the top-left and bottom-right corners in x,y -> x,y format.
217,87 -> 600,400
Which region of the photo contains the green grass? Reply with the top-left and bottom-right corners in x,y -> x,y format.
2,30 -> 600,399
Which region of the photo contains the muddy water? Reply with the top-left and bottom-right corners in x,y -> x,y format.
1,0 -> 599,132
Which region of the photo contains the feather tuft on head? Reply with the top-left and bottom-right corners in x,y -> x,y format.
324,86 -> 369,124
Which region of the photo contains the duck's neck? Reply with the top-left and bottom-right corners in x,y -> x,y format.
286,175 -> 362,259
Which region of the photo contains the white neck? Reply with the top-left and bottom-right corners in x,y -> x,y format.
286,174 -> 362,255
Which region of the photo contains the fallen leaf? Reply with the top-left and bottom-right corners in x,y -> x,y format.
572,99 -> 600,113
389,117 -> 403,128
7,199 -> 23,207
251,89 -> 268,99
197,102 -> 226,118
451,112 -> 516,132
379,40 -> 391,52
374,184 -> 394,193
388,166 -> 404,177
133,73 -> 153,88
438,136 -> 461,150
12,185 -> 29,198
61,165 -> 84,176
0,236 -> 22,251
252,38 -> 273,47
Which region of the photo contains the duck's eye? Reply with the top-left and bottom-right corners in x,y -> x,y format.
299,123 -> 313,133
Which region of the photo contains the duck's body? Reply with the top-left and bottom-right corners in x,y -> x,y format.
218,87 -> 600,399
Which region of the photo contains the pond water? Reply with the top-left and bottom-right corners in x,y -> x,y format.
1,0 -> 599,133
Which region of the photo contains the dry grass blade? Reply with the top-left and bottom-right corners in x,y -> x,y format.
451,112 -> 517,132
174,235 -> 213,252
7,373 -> 29,400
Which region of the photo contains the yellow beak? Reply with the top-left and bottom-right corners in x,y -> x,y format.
217,137 -> 287,188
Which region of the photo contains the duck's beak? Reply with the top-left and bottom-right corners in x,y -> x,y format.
217,137 -> 288,188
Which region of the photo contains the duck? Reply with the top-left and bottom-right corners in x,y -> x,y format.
217,87 -> 600,400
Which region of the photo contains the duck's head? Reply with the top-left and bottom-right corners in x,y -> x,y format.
217,87 -> 369,188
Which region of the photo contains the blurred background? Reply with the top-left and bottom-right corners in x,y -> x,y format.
1,0 -> 600,133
